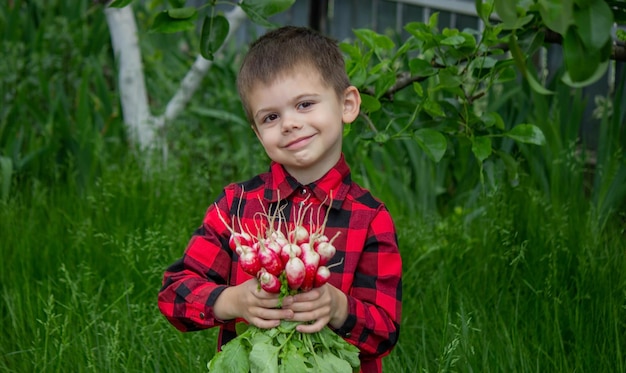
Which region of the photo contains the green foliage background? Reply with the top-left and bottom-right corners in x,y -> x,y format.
1,1 -> 625,372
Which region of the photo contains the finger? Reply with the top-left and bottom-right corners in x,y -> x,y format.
251,318 -> 282,329
292,288 -> 322,302
253,306 -> 294,321
296,318 -> 327,334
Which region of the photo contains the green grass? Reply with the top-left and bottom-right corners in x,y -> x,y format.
1,157 -> 624,372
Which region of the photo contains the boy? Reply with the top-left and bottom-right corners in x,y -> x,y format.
158,26 -> 402,372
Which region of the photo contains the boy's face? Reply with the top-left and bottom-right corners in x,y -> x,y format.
248,66 -> 360,184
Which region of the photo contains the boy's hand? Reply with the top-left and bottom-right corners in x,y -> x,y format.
281,284 -> 348,333
214,278 -> 293,329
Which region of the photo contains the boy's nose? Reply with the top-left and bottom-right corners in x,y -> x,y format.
281,114 -> 303,133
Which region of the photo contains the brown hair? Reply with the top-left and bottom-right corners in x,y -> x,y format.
237,26 -> 351,125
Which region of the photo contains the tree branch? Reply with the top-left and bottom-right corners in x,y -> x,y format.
158,6 -> 247,126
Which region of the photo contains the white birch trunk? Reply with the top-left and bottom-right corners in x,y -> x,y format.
104,4 -> 248,155
104,5 -> 156,151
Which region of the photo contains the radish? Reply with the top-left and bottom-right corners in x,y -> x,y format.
300,245 -> 320,292
285,256 -> 306,290
257,269 -> 281,293
312,233 -> 329,250
288,225 -> 309,245
313,265 -> 330,288
314,242 -> 336,266
270,230 -> 288,248
264,240 -> 282,255
238,246 -> 261,277
229,232 -> 253,251
258,242 -> 284,276
280,243 -> 302,265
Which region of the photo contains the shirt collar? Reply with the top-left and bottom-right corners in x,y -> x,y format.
264,154 -> 351,210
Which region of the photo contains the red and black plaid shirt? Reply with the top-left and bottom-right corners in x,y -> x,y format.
158,154 -> 402,372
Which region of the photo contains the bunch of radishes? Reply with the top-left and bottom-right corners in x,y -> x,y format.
217,200 -> 340,297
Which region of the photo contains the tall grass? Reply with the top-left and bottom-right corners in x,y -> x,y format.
2,156 -> 624,372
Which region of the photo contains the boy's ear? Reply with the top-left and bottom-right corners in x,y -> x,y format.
341,86 -> 361,124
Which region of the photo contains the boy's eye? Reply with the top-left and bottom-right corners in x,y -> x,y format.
263,113 -> 279,123
298,101 -> 313,110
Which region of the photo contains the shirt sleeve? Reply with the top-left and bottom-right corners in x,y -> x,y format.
332,206 -> 402,360
157,191 -> 235,332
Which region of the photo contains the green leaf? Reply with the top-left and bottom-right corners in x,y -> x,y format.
423,98 -> 444,118
360,94 -> 381,113
505,124 -> 546,145
353,29 -> 395,51
562,28 -> 601,83
207,338 -> 250,373
509,34 -> 553,95
240,0 -> 295,27
409,58 -> 437,77
494,0 -> 518,29
200,15 -> 230,61
414,128 -> 447,162
280,345 -> 309,372
441,35 -> 466,47
412,82 -> 424,97
472,136 -> 492,162
250,342 -> 280,373
574,0 -> 613,49
108,0 -> 133,8
537,0 -> 574,35
476,0 -> 494,25
150,11 -> 197,33
167,7 -> 196,19
482,112 -> 505,130
562,59 -> 609,88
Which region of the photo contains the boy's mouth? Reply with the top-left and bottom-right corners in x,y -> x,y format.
284,134 -> 315,150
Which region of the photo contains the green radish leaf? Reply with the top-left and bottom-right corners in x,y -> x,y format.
472,136 -> 492,162
250,342 -> 280,373
108,0 -> 133,8
150,11 -> 196,33
207,337 -> 250,373
280,344 -> 309,372
414,128 -> 447,162
200,15 -> 229,61
506,124 -> 546,145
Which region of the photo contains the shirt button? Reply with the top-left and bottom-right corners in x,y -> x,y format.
199,312 -> 205,320
300,188 -> 307,195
